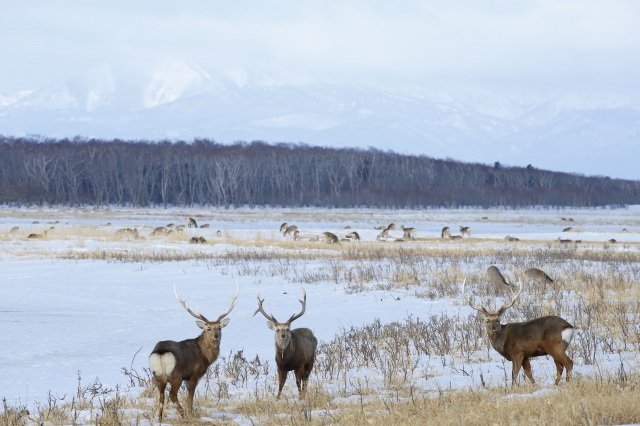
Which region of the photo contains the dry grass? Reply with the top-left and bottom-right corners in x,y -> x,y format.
229,376 -> 640,426
2,207 -> 640,424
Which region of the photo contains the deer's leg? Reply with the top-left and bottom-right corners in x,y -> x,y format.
522,358 -> 535,384
156,379 -> 167,420
276,368 -> 288,400
169,378 -> 185,417
294,368 -> 304,398
552,359 -> 564,385
564,354 -> 573,382
548,346 -> 573,384
511,354 -> 524,386
186,378 -> 198,417
300,356 -> 315,398
551,351 -> 573,384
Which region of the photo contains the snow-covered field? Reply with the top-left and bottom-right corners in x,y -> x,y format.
1,206 -> 639,415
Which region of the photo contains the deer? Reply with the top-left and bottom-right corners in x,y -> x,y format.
187,217 -> 198,228
27,230 -> 48,239
189,236 -> 207,244
459,226 -> 471,237
149,283 -> 238,420
504,235 -> 520,242
400,225 -> 416,240
115,227 -> 139,240
252,288 -> 318,400
280,222 -> 289,232
487,265 -> 511,287
322,231 -> 340,244
283,225 -> 298,238
463,280 -> 574,386
346,231 -> 360,241
151,226 -> 168,236
441,226 -> 450,238
524,267 -> 553,284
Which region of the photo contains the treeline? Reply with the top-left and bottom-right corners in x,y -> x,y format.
0,136 -> 638,208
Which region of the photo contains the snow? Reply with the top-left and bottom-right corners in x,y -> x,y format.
1,63 -> 639,180
1,206 -> 639,408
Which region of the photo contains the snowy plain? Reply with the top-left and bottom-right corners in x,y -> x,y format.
1,205 -> 639,418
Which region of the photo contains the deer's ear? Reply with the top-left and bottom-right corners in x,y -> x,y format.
196,320 -> 206,329
267,321 -> 276,330
220,318 -> 230,328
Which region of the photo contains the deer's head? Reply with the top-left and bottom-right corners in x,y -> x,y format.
253,288 -> 308,350
174,282 -> 238,346
463,279 -> 523,339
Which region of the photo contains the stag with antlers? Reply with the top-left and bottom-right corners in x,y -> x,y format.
464,280 -> 574,386
149,282 -> 238,420
252,288 -> 318,399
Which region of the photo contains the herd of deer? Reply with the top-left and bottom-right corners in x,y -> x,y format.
149,264 -> 573,420
440,226 -> 471,240
150,284 -> 317,420
14,216 -> 625,246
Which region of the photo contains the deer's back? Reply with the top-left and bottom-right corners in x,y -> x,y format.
293,328 -> 318,356
504,316 -> 573,356
152,339 -> 202,360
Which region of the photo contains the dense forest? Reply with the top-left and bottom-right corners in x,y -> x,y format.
0,136 -> 638,208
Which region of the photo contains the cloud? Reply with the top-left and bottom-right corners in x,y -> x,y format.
0,1 -> 639,95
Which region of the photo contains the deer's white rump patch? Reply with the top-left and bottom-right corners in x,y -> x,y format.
562,327 -> 575,345
149,352 -> 176,378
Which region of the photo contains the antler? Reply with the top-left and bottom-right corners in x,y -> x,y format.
463,278 -> 492,315
463,278 -> 524,316
214,280 -> 239,323
463,278 -> 483,312
174,284 -> 210,322
252,291 -> 280,323
286,287 -> 307,325
497,281 -> 523,315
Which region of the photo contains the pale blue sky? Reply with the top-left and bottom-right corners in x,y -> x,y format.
1,0 -> 639,95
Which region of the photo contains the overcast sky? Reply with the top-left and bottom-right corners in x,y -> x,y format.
1,1 -> 639,96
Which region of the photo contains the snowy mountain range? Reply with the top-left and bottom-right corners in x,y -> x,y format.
1,62 -> 638,180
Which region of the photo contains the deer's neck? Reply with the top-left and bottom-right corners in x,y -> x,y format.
276,338 -> 294,361
197,335 -> 220,364
488,328 -> 508,357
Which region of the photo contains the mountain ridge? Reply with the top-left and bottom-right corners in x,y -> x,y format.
1,63 -> 638,180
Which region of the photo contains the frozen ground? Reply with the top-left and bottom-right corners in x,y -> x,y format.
1,206 -> 639,408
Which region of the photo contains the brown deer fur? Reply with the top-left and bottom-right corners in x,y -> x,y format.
487,265 -> 511,287
465,280 -> 574,386
149,284 -> 237,420
253,288 -> 318,399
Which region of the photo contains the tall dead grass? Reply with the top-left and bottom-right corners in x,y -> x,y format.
2,208 -> 640,424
